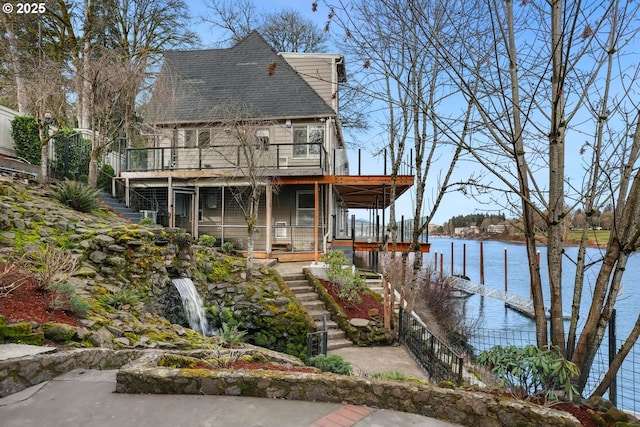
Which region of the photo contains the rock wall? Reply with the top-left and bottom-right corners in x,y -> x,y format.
0,348 -> 140,397
0,347 -> 580,427
115,351 -> 580,427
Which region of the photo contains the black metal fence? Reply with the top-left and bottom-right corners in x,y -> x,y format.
398,307 -> 464,385
307,315 -> 328,362
49,133 -> 91,181
469,327 -> 640,414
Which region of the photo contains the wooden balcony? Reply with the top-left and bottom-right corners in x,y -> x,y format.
120,143 -> 330,178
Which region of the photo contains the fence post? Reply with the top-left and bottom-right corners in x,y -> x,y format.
398,307 -> 404,342
322,314 -> 328,356
609,309 -> 617,407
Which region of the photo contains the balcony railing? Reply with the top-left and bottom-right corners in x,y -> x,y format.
124,143 -> 329,174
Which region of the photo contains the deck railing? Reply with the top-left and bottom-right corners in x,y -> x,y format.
124,143 -> 329,173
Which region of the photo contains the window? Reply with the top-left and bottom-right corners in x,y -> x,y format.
275,221 -> 287,238
184,129 -> 197,148
293,125 -> 323,158
198,129 -> 211,148
296,191 -> 315,226
182,129 -> 210,148
255,129 -> 269,150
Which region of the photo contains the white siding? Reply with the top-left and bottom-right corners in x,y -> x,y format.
0,105 -> 19,157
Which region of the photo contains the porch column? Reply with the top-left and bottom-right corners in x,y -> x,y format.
194,186 -> 200,239
168,176 -> 173,228
314,181 -> 319,263
124,178 -> 130,207
265,182 -> 272,256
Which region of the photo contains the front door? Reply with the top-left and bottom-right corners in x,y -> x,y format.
173,189 -> 195,235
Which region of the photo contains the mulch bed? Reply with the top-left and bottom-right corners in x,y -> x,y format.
0,268 -> 79,326
318,279 -> 385,320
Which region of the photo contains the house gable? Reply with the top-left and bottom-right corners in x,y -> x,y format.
148,31 -> 336,125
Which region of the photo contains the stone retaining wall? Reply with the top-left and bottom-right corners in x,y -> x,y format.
0,348 -> 140,397
0,348 -> 580,427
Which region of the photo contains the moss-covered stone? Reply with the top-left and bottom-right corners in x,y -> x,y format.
42,322 -> 78,342
4,322 -> 33,337
6,331 -> 45,345
603,407 -> 629,424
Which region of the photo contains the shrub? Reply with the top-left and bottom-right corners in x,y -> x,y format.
308,354 -> 352,375
101,288 -> 140,309
54,179 -> 101,213
25,244 -> 79,291
319,250 -> 366,303
47,281 -> 91,316
369,370 -> 408,381
139,217 -> 154,225
221,241 -> 234,255
11,115 -> 40,165
220,323 -> 246,348
477,344 -> 580,401
0,253 -> 30,297
198,234 -> 217,247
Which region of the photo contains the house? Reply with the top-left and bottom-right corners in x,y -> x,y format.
453,226 -> 480,236
0,104 -> 18,158
116,31 -> 417,260
0,105 -> 39,177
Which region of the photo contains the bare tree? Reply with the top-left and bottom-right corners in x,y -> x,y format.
324,0 -> 640,396
0,13 -> 28,113
324,0 -> 476,315
85,57 -> 132,187
203,1 -> 327,52
210,103 -> 279,280
426,0 -> 640,394
100,0 -> 198,146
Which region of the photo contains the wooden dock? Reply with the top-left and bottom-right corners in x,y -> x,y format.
448,277 -> 571,320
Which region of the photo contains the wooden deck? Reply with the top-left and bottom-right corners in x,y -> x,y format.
330,239 -> 430,253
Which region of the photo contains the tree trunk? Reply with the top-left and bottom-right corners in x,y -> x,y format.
2,15 -> 28,113
547,0 -> 567,351
88,153 -> 99,188
503,0 -> 548,348
38,129 -> 48,182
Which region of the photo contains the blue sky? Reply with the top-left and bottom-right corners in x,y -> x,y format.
183,0 -> 485,225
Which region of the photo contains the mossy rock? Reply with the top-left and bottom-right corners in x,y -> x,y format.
603,408 -> 630,424
4,322 -> 33,337
7,331 -> 45,346
42,322 -> 78,342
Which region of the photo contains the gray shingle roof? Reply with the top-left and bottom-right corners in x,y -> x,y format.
148,31 -> 335,124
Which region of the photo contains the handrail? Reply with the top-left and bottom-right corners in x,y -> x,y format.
123,143 -> 329,173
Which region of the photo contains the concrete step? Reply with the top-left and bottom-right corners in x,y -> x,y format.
280,272 -> 353,350
301,300 -> 325,311
307,310 -> 328,321
289,285 -> 312,295
284,279 -> 308,288
327,338 -> 353,350
327,329 -> 346,340
295,292 -> 320,302
315,319 -> 338,330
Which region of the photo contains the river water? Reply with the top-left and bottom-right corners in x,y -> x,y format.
426,237 -> 640,411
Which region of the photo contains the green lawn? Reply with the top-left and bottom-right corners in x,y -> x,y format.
565,229 -> 610,242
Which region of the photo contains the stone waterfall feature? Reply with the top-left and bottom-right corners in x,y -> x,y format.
172,278 -> 213,336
